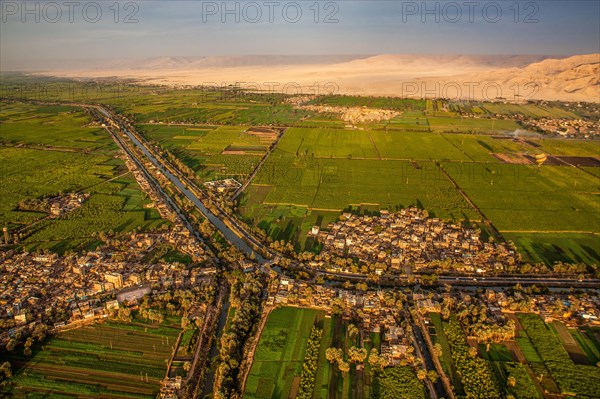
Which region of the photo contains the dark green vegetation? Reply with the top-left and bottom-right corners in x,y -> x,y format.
244,307 -> 321,399
0,101 -> 168,253
1,319 -> 181,398
426,116 -> 521,133
478,342 -> 543,399
370,366 -> 426,399
428,313 -> 464,395
432,311 -> 568,399
214,274 -> 264,398
502,232 -> 600,266
492,362 -> 543,399
297,326 -> 323,399
313,315 -> 334,399
318,315 -> 380,399
517,313 -> 600,398
443,318 -> 502,399
570,327 -> 600,364
308,95 -> 425,111
429,99 -> 588,119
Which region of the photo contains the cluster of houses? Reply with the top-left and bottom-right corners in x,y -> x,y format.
421,288 -> 600,331
159,376 -> 183,399
48,193 -> 90,216
0,228 -> 215,346
204,178 -> 242,194
268,277 -> 412,365
126,158 -> 181,224
312,208 -> 517,274
522,117 -> 599,138
525,292 -> 600,327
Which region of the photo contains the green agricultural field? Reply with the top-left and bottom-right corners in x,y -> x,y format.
312,316 -> 334,399
503,232 -> 600,267
371,366 -> 426,399
536,138 -> 600,158
239,118 -> 598,264
496,362 -> 543,399
23,192 -> 164,253
427,116 -> 521,133
277,128 -> 470,161
0,75 -> 309,126
479,343 -> 515,362
244,307 -> 322,399
198,154 -> 262,181
478,102 -> 582,118
0,102 -> 117,153
582,167 -> 600,178
570,328 -> 600,364
0,102 -> 168,253
241,187 -> 351,251
119,95 -> 305,126
250,152 -> 477,220
186,126 -> 264,153
240,154 -> 479,249
371,131 -> 470,161
6,80 -> 597,267
443,318 -> 503,399
440,162 -> 600,248
381,111 -> 430,132
442,134 -> 600,164
517,313 -> 600,398
296,113 -> 346,128
440,134 -> 535,162
428,313 -> 464,395
276,127 -> 381,159
308,314 -> 380,399
139,124 -> 265,182
1,320 -> 181,399
515,331 -> 543,363
478,340 -> 544,399
549,321 -> 593,365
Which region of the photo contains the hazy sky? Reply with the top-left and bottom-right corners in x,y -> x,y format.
1,0 -> 599,69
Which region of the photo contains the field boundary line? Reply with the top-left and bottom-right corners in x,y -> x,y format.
231,128 -> 286,201
437,162 -> 503,241
439,133 -> 475,162
237,305 -> 275,396
367,132 -> 382,160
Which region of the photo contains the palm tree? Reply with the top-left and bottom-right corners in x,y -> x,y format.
183,361 -> 192,373
433,343 -> 443,358
338,361 -> 350,376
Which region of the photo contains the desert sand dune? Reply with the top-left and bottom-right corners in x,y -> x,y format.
40,53 -> 599,102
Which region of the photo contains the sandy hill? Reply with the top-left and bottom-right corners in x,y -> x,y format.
40,53 -> 599,102
416,54 -> 599,102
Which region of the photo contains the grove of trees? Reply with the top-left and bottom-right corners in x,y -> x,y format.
443,318 -> 502,399
296,326 -> 323,399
